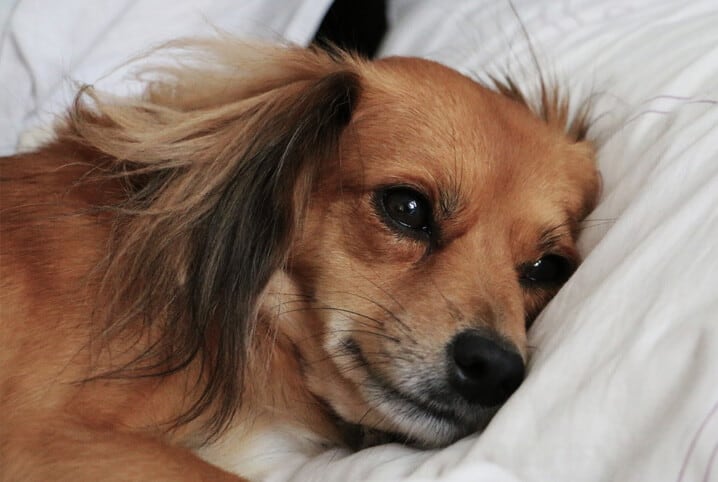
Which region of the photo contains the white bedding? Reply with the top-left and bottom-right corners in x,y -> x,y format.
2,1 -> 718,481
0,0 -> 333,154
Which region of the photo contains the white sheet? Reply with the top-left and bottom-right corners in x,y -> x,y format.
2,1 -> 717,481
0,0 -> 332,154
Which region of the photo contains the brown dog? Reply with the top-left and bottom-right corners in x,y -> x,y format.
0,40 -> 599,480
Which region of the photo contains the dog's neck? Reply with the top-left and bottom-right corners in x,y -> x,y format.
194,274 -> 344,478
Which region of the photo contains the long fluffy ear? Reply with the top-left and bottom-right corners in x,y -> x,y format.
66,42 -> 361,439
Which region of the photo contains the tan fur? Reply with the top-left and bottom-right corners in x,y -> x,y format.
0,40 -> 599,480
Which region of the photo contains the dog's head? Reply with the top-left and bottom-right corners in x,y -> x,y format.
70,41 -> 599,447
281,57 -> 599,446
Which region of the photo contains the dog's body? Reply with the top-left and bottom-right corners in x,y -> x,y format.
0,41 -> 599,481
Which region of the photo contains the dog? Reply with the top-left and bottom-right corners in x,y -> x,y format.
0,39 -> 600,481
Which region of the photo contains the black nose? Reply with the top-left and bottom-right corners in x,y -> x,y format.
448,330 -> 525,406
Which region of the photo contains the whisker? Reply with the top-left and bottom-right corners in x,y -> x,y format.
322,290 -> 417,343
307,350 -> 413,366
428,277 -> 462,323
356,407 -> 374,428
576,219 -> 617,232
353,270 -> 408,314
279,306 -> 389,330
265,298 -> 312,310
325,328 -> 400,344
291,325 -> 401,346
265,291 -> 315,302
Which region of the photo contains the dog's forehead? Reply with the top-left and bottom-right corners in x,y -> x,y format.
347,59 -> 594,217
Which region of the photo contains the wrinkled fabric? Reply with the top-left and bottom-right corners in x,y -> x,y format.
0,0 -> 332,154
2,1 -> 717,481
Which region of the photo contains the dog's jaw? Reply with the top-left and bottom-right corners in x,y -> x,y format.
246,275 -> 488,452
190,274 -> 350,476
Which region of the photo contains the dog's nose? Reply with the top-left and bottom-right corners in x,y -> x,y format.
448,330 -> 525,406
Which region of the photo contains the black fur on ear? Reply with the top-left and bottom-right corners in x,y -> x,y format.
66,43 -> 361,440
182,69 -> 359,437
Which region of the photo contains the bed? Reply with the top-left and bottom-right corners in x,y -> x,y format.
2,1 -> 717,480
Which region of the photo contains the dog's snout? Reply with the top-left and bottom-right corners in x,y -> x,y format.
448,330 -> 525,406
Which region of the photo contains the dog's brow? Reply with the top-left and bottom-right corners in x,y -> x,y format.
538,222 -> 572,251
438,189 -> 460,218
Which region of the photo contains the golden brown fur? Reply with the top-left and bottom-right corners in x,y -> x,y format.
0,40 -> 599,481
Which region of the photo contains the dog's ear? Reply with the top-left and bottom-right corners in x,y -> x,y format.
67,44 -> 361,439
490,75 -> 592,142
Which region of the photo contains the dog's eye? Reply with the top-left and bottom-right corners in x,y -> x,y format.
377,187 -> 432,237
519,255 -> 574,286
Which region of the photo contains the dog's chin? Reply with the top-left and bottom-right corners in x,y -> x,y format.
332,387 -> 497,450
327,341 -> 498,449
360,378 -> 498,449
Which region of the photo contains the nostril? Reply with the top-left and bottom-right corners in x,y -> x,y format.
449,330 -> 525,406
